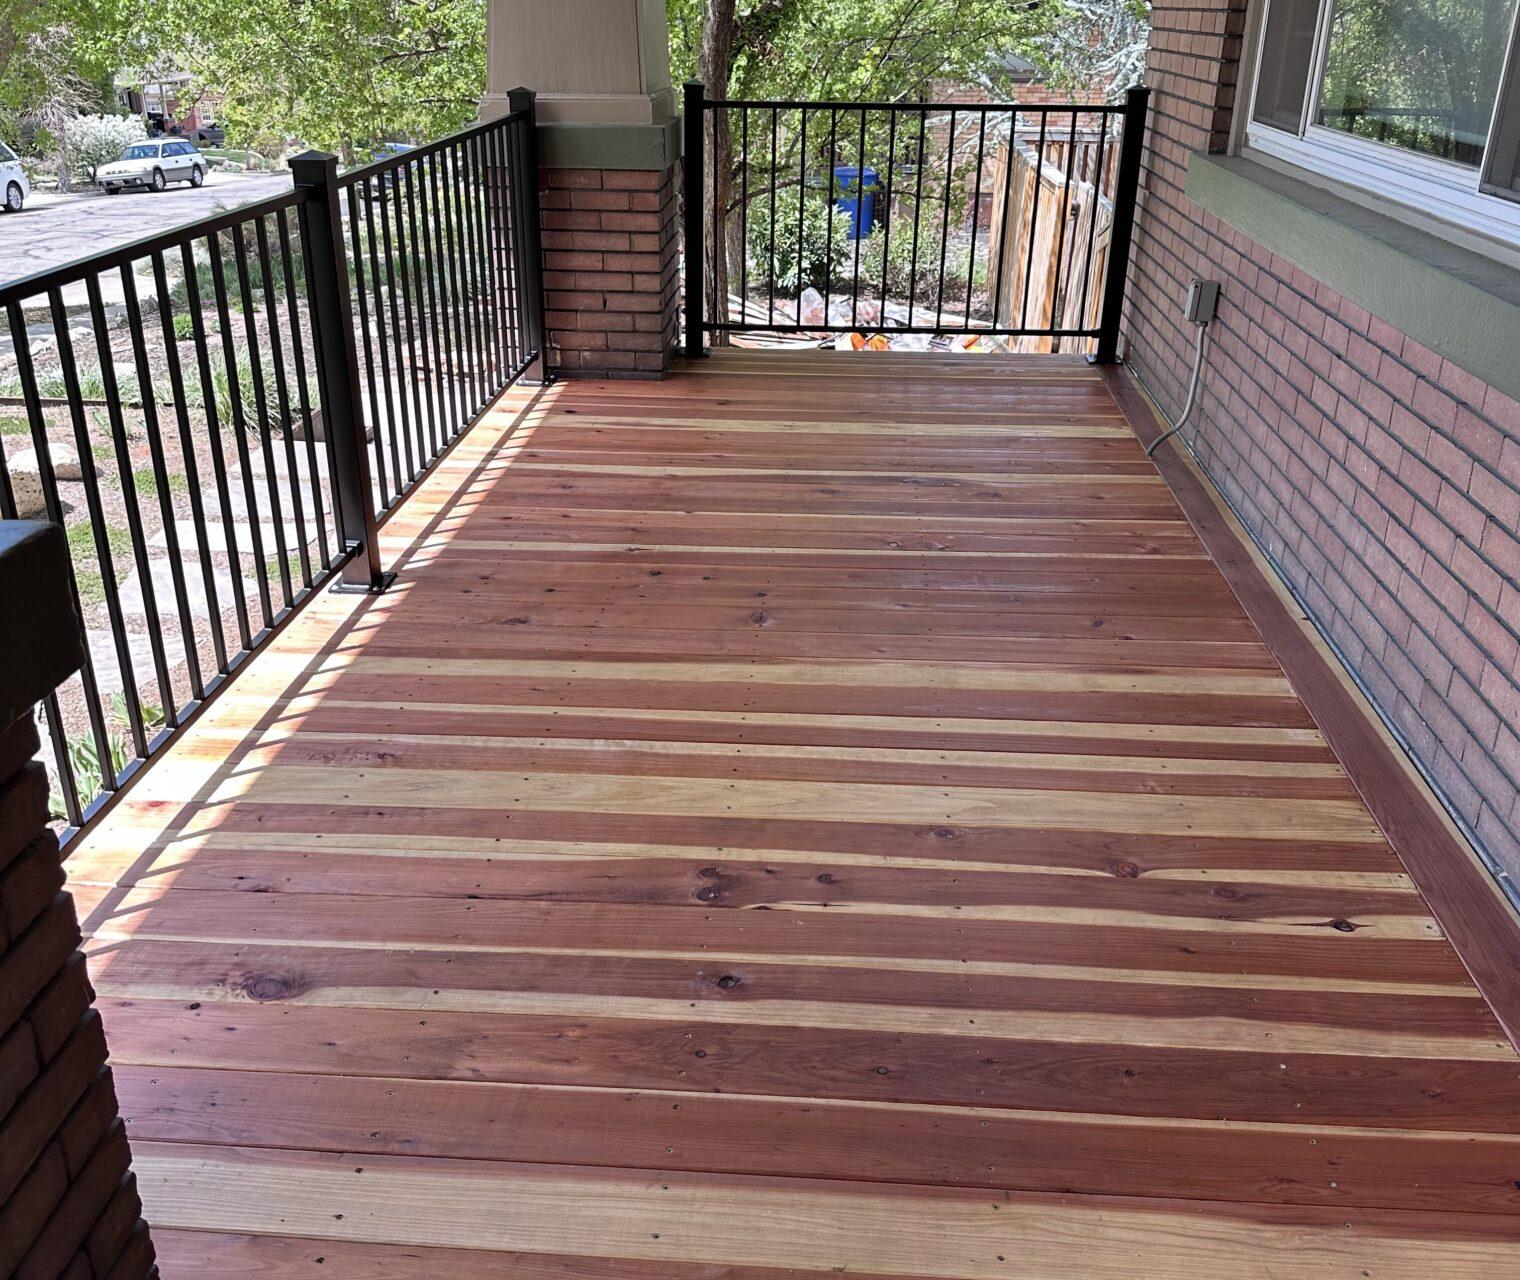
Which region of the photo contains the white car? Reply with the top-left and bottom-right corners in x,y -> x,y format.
97,139 -> 207,194
0,142 -> 29,212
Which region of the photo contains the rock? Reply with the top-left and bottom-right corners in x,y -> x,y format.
85,626 -> 187,698
119,557 -> 255,622
8,442 -> 82,481
7,466 -> 48,518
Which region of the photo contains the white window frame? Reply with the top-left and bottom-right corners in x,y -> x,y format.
1242,0 -> 1520,247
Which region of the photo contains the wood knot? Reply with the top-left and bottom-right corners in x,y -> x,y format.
715,974 -> 741,990
1110,860 -> 1141,879
237,971 -> 309,1002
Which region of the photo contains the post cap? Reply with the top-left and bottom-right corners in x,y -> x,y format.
288,150 -> 339,184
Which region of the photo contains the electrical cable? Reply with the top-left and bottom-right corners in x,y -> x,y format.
1144,319 -> 1209,457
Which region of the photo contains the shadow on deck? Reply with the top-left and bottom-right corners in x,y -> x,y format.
65,351 -> 1520,1276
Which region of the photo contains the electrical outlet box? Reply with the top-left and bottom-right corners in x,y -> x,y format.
1186,278 -> 1220,324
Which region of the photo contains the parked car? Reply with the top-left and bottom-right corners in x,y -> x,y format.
96,139 -> 207,194
193,123 -> 226,146
0,141 -> 30,212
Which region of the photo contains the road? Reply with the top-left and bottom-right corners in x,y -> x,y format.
0,170 -> 294,288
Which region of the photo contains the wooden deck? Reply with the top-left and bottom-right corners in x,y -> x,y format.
67,351 -> 1520,1277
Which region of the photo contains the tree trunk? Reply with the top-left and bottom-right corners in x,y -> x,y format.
700,0 -> 738,342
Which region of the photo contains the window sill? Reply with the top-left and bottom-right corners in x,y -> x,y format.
1184,152 -> 1520,403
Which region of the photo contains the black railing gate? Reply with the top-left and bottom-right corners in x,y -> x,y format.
683,82 -> 1148,359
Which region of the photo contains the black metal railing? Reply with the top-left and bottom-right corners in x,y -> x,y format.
0,93 -> 546,842
683,83 -> 1147,359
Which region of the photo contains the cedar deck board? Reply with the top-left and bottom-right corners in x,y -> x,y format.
65,352 -> 1520,1275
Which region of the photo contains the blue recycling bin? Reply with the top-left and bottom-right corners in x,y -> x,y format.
833,165 -> 879,240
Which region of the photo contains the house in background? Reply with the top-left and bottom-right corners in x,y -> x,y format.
1126,0 -> 1520,898
114,64 -> 223,140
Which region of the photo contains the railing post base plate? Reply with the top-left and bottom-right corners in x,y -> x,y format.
329,571 -> 398,596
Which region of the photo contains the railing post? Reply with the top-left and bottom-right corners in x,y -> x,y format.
1090,85 -> 1150,365
290,150 -> 394,592
683,80 -> 707,358
507,87 -> 550,385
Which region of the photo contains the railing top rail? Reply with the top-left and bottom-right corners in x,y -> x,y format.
335,107 -> 530,190
0,187 -> 311,310
698,96 -> 1126,114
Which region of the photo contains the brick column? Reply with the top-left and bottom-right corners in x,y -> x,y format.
541,165 -> 680,378
483,0 -> 682,378
0,522 -> 157,1280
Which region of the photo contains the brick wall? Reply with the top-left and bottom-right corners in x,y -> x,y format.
541,165 -> 681,378
1126,0 -> 1520,879
0,523 -> 156,1280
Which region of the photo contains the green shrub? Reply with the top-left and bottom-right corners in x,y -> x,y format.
744,189 -> 853,295
47,696 -> 166,821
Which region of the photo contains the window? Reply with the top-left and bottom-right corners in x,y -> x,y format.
1247,0 -> 1520,243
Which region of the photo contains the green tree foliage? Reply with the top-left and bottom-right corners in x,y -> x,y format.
99,0 -> 487,157
0,0 -> 119,147
669,0 -> 1055,102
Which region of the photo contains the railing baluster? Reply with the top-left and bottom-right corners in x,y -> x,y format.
152,250 -> 229,672
739,107 -> 749,325
768,106 -> 779,326
49,285 -> 144,765
208,237 -> 274,628
231,223 -> 293,609
254,215 -> 313,588
934,107 -> 956,330
344,185 -> 393,513
85,272 -> 176,730
458,141 -> 489,416
1019,112 -> 1048,333
373,175 -> 418,486
877,109 -> 898,319
683,80 -> 706,357
431,147 -> 465,413
421,153 -> 462,430
468,132 -> 504,397
794,106 -> 808,314
1048,111 -> 1081,346
907,110 -> 927,330
402,162 -> 442,461
965,111 -> 987,329
850,108 -> 867,330
823,109 -> 838,320
1076,112 -> 1111,340
360,179 -> 406,504
181,241 -> 254,652
990,107 -> 1017,330
123,259 -> 211,708
443,144 -> 482,414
